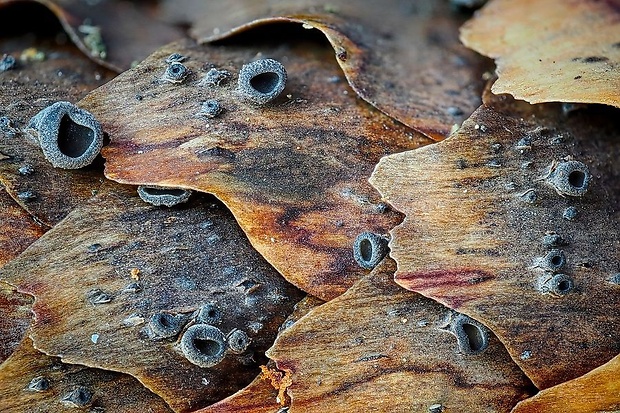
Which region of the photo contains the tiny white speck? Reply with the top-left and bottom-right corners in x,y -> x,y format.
213,28 -> 220,35
91,333 -> 99,344
137,150 -> 144,154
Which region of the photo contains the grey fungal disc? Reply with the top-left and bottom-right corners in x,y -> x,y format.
60,386 -> 92,407
28,101 -> 103,169
196,304 -> 223,325
137,185 -> 192,207
197,100 -> 223,118
539,273 -> 574,297
201,67 -> 231,86
353,232 -> 389,270
535,249 -> 566,271
226,329 -> 251,354
546,160 -> 591,197
162,61 -> 190,83
26,376 -> 50,392
165,53 -> 187,64
445,313 -> 490,355
179,324 -> 227,368
146,312 -> 188,340
237,58 -> 287,105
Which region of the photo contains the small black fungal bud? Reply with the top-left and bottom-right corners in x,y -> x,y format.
201,68 -> 231,86
122,282 -> 142,294
17,190 -> 37,202
137,185 -> 192,207
237,58 -> 287,105
519,189 -> 537,203
162,62 -> 190,83
18,165 -> 34,175
146,312 -> 188,340
536,249 -> 567,271
428,404 -> 445,413
445,313 -> 490,355
60,386 -> 92,407
446,106 -> 463,116
27,376 -> 50,392
539,273 -> 574,297
353,232 -> 389,270
563,206 -> 578,221
197,304 -> 223,325
542,232 -> 567,248
547,160 -> 591,197
28,101 -> 103,169
0,116 -> 18,138
165,53 -> 187,64
179,324 -> 227,368
197,100 -> 223,118
227,329 -> 251,354
87,289 -> 112,305
515,136 -> 532,150
0,54 -> 16,71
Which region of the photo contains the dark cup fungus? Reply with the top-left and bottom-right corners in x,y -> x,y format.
446,313 -> 490,355
227,329 -> 251,354
179,324 -> 227,368
28,101 -> 103,169
547,160 -> 591,197
353,232 -> 390,270
237,58 -> 287,105
137,186 -> 192,207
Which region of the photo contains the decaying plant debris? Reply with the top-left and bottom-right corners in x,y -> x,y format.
0,1 -> 618,412
161,0 -> 490,139
461,0 -> 620,107
0,337 -> 172,412
0,183 -> 304,412
267,259 -> 533,412
0,282 -> 32,365
79,38 -> 431,301
370,97 -> 620,389
0,0 -> 183,71
512,353 -> 620,413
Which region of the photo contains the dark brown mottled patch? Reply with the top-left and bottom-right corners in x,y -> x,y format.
80,39 -> 431,301
0,183 -> 305,412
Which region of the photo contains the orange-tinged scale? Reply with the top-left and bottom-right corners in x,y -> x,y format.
461,0 -> 620,107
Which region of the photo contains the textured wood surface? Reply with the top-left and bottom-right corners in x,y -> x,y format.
370,101 -> 620,389
0,282 -> 32,365
0,186 -> 45,266
512,353 -> 620,413
266,259 -> 533,412
0,31 -> 113,226
161,0 -> 490,139
80,38 -> 431,301
0,183 -> 304,412
0,337 -> 172,413
0,0 -> 183,72
197,296 -> 324,413
461,0 -> 620,107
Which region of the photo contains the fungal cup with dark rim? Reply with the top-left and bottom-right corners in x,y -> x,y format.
27,101 -> 103,169
237,58 -> 287,105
